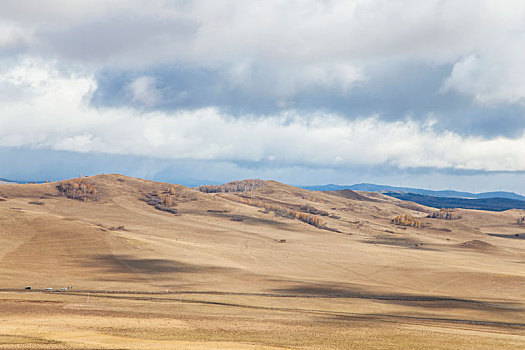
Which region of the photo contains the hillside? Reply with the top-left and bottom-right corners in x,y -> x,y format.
0,175 -> 524,349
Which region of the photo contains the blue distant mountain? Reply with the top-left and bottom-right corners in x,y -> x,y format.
300,183 -> 525,201
384,192 -> 525,212
0,178 -> 18,184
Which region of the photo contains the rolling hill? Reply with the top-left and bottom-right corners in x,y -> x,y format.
0,174 -> 524,349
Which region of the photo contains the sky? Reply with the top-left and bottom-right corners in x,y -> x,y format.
1,0 -> 525,192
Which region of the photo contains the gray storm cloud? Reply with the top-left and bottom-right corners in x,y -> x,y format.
1,59 -> 525,173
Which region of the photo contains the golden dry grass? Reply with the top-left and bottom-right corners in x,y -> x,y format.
0,174 -> 523,349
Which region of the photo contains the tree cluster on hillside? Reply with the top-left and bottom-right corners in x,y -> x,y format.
57,179 -> 97,201
300,194 -> 326,204
427,208 -> 461,220
219,194 -> 326,229
196,179 -> 265,193
299,204 -> 329,216
391,214 -> 421,227
141,188 -> 178,214
290,209 -> 325,227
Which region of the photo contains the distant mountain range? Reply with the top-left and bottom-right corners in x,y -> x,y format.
301,183 -> 525,201
384,192 -> 525,212
300,183 -> 525,211
0,178 -> 18,184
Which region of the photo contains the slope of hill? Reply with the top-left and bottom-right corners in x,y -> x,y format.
0,174 -> 524,349
302,183 -> 525,200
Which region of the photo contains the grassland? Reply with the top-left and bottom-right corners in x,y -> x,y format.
0,175 -> 523,349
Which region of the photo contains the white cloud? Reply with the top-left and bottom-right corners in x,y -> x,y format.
442,45 -> 525,105
0,21 -> 31,48
224,60 -> 363,103
126,76 -> 160,106
1,59 -> 525,172
2,1 -> 525,102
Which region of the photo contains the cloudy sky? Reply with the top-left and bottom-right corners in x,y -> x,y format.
1,0 -> 525,192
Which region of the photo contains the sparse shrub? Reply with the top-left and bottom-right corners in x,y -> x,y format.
300,194 -> 326,203
517,216 -> 525,225
231,216 -> 244,221
299,204 -> 329,216
28,201 -> 44,205
57,179 -> 97,201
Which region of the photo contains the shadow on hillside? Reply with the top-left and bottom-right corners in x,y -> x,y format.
487,233 -> 525,240
329,189 -> 379,202
330,313 -> 525,328
362,236 -> 440,251
213,213 -> 296,226
186,210 -> 298,228
271,283 -> 521,314
81,254 -> 230,278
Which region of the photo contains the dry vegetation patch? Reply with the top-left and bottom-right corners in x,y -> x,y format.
428,208 -> 461,220
96,224 -> 126,232
299,193 -> 327,203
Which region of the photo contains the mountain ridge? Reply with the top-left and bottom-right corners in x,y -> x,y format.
300,183 -> 525,201
0,178 -> 18,184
